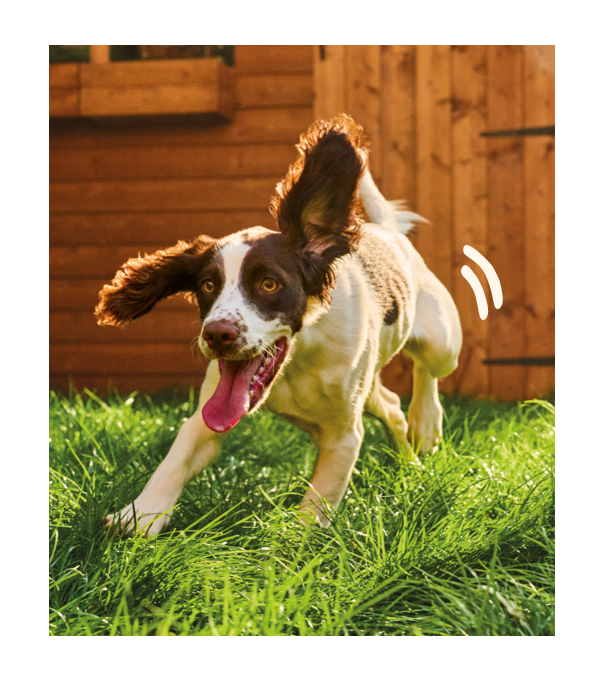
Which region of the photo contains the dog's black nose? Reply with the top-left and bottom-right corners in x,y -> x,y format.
203,320 -> 240,352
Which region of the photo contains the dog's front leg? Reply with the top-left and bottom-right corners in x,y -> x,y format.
298,418 -> 364,527
104,361 -> 225,537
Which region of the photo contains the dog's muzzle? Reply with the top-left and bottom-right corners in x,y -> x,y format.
202,319 -> 242,356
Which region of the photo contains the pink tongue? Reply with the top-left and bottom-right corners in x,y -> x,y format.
202,357 -> 261,433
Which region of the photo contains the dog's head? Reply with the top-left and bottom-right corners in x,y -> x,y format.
95,115 -> 366,432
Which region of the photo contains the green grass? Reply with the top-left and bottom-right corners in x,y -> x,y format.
49,387 -> 554,636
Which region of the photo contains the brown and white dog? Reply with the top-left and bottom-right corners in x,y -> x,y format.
96,115 -> 462,536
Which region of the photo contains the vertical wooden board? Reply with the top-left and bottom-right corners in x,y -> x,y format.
89,45 -> 110,63
523,46 -> 555,399
415,45 -> 453,291
313,45 -> 346,120
486,46 -> 526,400
415,46 -> 454,392
448,45 -> 489,397
378,45 -> 417,397
380,46 -> 417,207
344,46 -> 383,185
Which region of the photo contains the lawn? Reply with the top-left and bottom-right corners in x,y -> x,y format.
49,387 -> 554,636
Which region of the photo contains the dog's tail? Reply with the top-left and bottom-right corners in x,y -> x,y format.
358,169 -> 427,235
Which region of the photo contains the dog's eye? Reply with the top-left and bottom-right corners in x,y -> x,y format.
262,278 -> 278,293
202,279 -> 214,294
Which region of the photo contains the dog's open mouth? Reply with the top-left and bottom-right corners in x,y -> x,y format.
202,338 -> 289,433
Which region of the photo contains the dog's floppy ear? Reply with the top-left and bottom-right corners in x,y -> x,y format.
269,114 -> 367,301
95,236 -> 215,327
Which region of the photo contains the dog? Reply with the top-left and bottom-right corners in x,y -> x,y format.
95,114 -> 462,536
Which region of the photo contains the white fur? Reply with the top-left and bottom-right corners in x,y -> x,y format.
359,169 -> 428,234
104,170 -> 462,536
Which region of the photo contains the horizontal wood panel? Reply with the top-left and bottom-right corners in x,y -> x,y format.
49,210 -> 276,244
50,244 -> 208,278
51,363 -> 412,398
50,343 -> 205,374
49,64 -> 80,87
50,278 -> 196,311
50,177 -> 279,213
50,310 -> 202,342
50,88 -> 80,117
49,107 -> 313,149
50,374 -> 202,396
51,60 -> 235,120
236,73 -> 312,108
82,83 -> 225,117
49,144 -> 296,181
80,59 -> 227,87
235,45 -> 313,74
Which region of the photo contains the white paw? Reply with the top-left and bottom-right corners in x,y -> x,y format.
407,404 -> 443,455
103,499 -> 173,538
298,494 -> 334,528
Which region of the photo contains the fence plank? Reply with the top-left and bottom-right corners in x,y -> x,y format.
415,45 -> 453,292
380,45 -> 417,207
345,46 -> 383,186
313,45 -> 346,121
415,46 -> 454,392
449,45 -> 489,396
523,46 -> 555,399
486,45 -> 526,400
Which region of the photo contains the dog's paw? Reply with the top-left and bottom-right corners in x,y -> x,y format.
297,496 -> 333,528
407,405 -> 442,456
407,424 -> 440,455
103,500 -> 173,538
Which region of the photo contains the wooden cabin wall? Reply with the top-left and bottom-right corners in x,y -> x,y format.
50,45 -> 554,401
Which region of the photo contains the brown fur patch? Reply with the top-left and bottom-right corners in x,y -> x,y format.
95,235 -> 216,327
269,114 -> 367,303
354,231 -> 413,326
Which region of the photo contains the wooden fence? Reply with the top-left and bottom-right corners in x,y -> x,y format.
49,45 -> 554,401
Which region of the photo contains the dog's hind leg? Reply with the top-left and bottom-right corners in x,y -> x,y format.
403,265 -> 462,454
365,378 -> 413,454
104,361 -> 227,537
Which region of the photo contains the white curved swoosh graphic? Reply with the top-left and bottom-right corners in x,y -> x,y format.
463,245 -> 503,309
461,265 -> 489,320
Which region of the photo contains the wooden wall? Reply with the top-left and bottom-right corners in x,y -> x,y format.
49,45 -> 314,394
314,45 -> 555,400
50,45 -> 554,401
